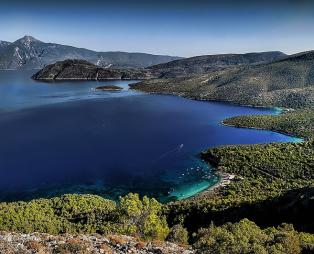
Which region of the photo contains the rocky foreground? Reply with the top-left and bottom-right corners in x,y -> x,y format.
0,232 -> 193,254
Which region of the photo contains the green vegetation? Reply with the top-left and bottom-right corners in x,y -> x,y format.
0,104 -> 313,253
130,53 -> 314,249
5,53 -> 314,251
0,193 -> 313,253
166,224 -> 189,245
165,108 -> 314,241
0,193 -> 168,241
131,51 -> 314,108
119,193 -> 169,240
194,219 -> 310,254
131,53 -> 314,230
224,109 -> 314,139
203,141 -> 314,180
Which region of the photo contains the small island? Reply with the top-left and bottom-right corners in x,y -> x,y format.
32,59 -> 154,81
95,85 -> 123,91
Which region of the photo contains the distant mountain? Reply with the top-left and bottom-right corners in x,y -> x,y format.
148,51 -> 286,77
32,59 -> 153,80
0,40 -> 11,48
0,36 -> 182,70
131,50 -> 314,108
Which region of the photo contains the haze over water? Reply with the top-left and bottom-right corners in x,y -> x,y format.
0,71 -> 302,202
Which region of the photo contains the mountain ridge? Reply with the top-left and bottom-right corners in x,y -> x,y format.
147,51 -> 287,77
32,49 -> 291,80
131,50 -> 314,108
0,36 -> 182,70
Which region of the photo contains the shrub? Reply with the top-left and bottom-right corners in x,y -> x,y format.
166,224 -> 189,245
118,193 -> 169,240
194,219 -> 302,254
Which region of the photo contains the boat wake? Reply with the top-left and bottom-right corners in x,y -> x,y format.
155,144 -> 184,162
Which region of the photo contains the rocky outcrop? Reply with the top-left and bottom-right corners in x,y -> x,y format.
0,232 -> 193,254
32,59 -> 154,80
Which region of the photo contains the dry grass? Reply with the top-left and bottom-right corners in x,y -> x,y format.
107,235 -> 128,245
99,243 -> 113,254
25,240 -> 45,252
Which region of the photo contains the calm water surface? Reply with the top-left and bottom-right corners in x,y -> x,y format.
0,71 -> 302,202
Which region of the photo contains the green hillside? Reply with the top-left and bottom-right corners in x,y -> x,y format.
132,51 -> 314,108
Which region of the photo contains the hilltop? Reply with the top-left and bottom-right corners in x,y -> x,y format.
132,50 -> 314,108
32,59 -> 153,80
148,51 -> 286,77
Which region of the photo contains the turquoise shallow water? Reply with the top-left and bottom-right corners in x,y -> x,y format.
0,71 -> 302,202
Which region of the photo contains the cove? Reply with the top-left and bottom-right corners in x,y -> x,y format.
0,71 -> 302,202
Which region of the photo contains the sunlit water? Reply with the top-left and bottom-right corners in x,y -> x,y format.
0,71 -> 302,202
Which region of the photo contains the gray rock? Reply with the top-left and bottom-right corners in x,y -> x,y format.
0,232 -> 195,254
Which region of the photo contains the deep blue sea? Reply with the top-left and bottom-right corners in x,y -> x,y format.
0,71 -> 302,202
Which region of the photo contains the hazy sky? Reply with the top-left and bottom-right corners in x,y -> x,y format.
1,0 -> 314,56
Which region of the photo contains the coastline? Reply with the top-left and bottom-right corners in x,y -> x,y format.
221,121 -> 304,142
129,86 -> 305,200
190,172 -> 237,199
129,86 -> 299,113
0,76 -> 305,203
191,107 -> 304,199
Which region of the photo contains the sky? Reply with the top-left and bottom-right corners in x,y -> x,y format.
1,0 -> 314,57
